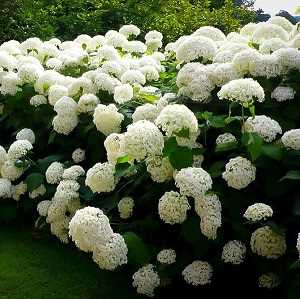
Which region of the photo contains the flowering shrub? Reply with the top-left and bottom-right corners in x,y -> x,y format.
1,17 -> 300,297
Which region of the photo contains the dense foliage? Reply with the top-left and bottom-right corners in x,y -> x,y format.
1,16 -> 300,298
0,0 -> 256,44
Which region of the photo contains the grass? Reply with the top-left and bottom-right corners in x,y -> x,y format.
0,225 -> 138,299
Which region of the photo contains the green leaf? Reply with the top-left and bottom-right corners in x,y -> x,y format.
0,201 -> 17,223
279,170 -> 300,182
25,173 -> 44,192
117,155 -> 132,164
215,141 -> 238,153
290,260 -> 300,270
241,132 -> 263,161
208,160 -> 225,178
174,128 -> 190,138
169,146 -> 193,170
123,232 -> 152,266
115,162 -> 136,178
48,131 -> 57,144
162,137 -> 177,157
261,144 -> 283,161
209,115 -> 226,128
266,221 -> 286,236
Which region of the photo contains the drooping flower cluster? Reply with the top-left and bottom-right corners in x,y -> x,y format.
69,207 -> 128,270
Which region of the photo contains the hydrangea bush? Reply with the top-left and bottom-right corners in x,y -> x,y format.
1,17 -> 300,297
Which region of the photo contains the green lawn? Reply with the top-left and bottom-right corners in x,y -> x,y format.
0,225 -> 138,299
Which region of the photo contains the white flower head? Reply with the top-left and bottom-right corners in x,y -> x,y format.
182,261 -> 213,286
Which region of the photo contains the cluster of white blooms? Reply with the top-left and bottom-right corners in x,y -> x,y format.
158,191 -> 190,224
155,104 -> 198,142
53,96 -> 78,135
218,78 -> 265,105
69,207 -> 128,270
243,115 -> 282,142
258,273 -> 281,289
175,167 -> 212,199
222,156 -> 256,190
72,148 -> 85,163
46,162 -> 64,184
93,104 -> 124,136
85,162 -> 117,193
297,233 -> 300,258
132,264 -> 160,297
145,155 -> 173,183
104,133 -> 126,164
37,200 -> 52,217
281,129 -> 300,150
29,184 -> 46,199
182,261 -> 213,286
118,197 -> 134,219
123,120 -> 164,161
271,86 -> 295,102
215,133 -> 237,145
157,249 -> 176,264
0,178 -> 12,198
16,128 -> 35,144
194,194 -> 222,240
221,240 -> 247,265
250,226 -> 287,259
243,203 -> 273,222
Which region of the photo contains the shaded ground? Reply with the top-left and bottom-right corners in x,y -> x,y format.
0,225 -> 137,299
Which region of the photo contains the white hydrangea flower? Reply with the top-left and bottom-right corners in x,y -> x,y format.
273,48 -> 300,71
0,178 -> 12,198
34,70 -> 62,95
216,133 -> 237,145
175,167 -> 212,198
176,36 -> 216,63
0,72 -> 20,95
48,84 -> 69,106
145,155 -> 173,183
7,140 -> 33,160
16,128 -> 35,144
232,49 -> 261,75
244,115 -> 282,142
281,129 -> 300,150
11,181 -> 27,201
240,22 -> 258,36
105,30 -> 128,48
218,78 -> 265,105
157,249 -> 176,264
182,261 -> 213,286
158,191 -> 190,224
193,26 -> 226,41
72,148 -> 85,163
297,233 -> 300,258
222,156 -> 256,190
0,145 -> 7,167
104,133 -> 126,164
139,65 -> 159,81
244,203 -> 273,222
124,41 -> 147,53
85,162 -> 117,193
250,226 -> 287,259
118,197 -> 134,219
119,24 -> 140,37
155,104 -> 198,140
221,240 -> 247,265
30,94 -> 47,107
132,103 -> 160,123
194,193 -> 222,240
259,38 -> 287,54
258,273 -> 280,289
271,86 -> 295,102
93,104 -> 124,136
212,63 -> 241,86
63,166 -> 85,181
132,264 -> 160,298
267,16 -> 294,33
252,23 -> 289,44
18,63 -> 43,84
29,184 -> 46,199
146,38 -> 162,51
69,207 -> 114,252
52,114 -> 78,135
46,162 -> 64,184
1,159 -> 24,181
68,77 -> 95,97
92,233 -> 128,271
121,70 -> 146,85
77,94 -> 99,114
113,84 -> 133,104
37,200 -> 52,217
124,120 -> 164,161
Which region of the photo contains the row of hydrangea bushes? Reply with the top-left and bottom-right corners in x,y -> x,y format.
0,17 -> 300,297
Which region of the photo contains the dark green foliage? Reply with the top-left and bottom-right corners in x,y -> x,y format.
0,0 -> 256,44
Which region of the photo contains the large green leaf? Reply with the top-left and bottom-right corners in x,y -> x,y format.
241,132 -> 263,161
25,173 -> 44,192
169,146 -> 193,170
123,232 -> 152,266
279,170 -> 300,182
